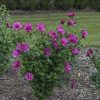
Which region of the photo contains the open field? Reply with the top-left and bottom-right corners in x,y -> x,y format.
11,12 -> 100,47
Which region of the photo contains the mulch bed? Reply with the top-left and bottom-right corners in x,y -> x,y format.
0,48 -> 100,100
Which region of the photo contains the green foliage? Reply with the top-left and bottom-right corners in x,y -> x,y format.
0,0 -> 18,10
54,0 -> 74,10
0,0 -> 100,10
90,49 -> 100,70
74,0 -> 90,9
37,0 -> 50,10
19,0 -> 38,10
90,0 -> 100,10
0,5 -> 25,75
91,71 -> 100,90
0,5 -> 11,74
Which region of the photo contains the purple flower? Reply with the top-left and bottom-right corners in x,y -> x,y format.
86,49 -> 93,56
25,72 -> 34,81
67,11 -> 76,17
61,38 -> 69,46
12,60 -> 21,70
57,25 -> 65,35
67,19 -> 76,26
12,49 -> 21,58
60,19 -> 65,24
16,42 -> 30,52
64,62 -> 72,73
24,23 -> 32,33
81,30 -> 88,39
48,31 -> 58,39
13,22 -> 23,30
68,33 -> 79,45
70,78 -> 77,89
36,23 -> 46,33
44,48 -> 52,57
71,48 -> 80,55
53,41 -> 59,49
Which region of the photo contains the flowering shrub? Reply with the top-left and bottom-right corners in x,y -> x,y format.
9,10 -> 90,100
0,5 -> 12,75
0,6 -> 91,99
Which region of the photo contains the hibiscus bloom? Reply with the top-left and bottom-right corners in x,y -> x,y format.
71,48 -> 80,55
12,60 -> 21,70
12,49 -> 21,58
16,42 -> 30,52
68,33 -> 79,45
13,22 -> 23,30
24,23 -> 32,33
36,23 -> 46,33
86,49 -> 93,56
61,38 -> 69,46
70,78 -> 77,89
57,25 -> 65,35
25,72 -> 34,81
60,19 -> 65,24
81,30 -> 88,39
67,19 -> 76,26
44,48 -> 52,57
48,31 -> 58,39
64,62 -> 72,73
67,11 -> 76,17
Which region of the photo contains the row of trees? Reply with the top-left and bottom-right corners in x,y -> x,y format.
0,0 -> 100,10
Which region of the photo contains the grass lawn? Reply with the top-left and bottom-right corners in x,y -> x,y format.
11,12 -> 100,47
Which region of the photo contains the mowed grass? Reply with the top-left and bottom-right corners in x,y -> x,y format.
11,12 -> 100,47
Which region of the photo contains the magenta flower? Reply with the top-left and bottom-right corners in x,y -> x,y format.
70,78 -> 77,89
67,19 -> 76,26
48,31 -> 58,39
24,23 -> 32,33
86,49 -> 93,56
67,11 -> 76,17
61,38 -> 69,46
16,42 -> 30,52
51,39 -> 59,49
68,33 -> 79,44
71,48 -> 80,55
36,23 -> 46,33
25,72 -> 34,81
44,48 -> 52,57
81,30 -> 88,39
13,22 -> 23,30
12,60 -> 21,70
57,25 -> 65,35
12,49 -> 21,58
64,62 -> 72,73
60,19 -> 65,24
53,41 -> 59,49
